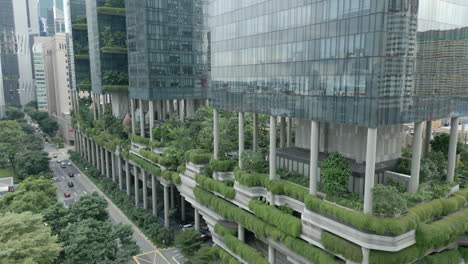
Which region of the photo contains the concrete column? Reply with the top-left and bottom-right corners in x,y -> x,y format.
424,120 -> 432,154
94,143 -> 98,168
180,100 -> 185,122
117,150 -> 122,190
139,99 -> 145,137
152,175 -> 157,217
100,147 -> 105,176
253,114 -> 259,152
309,120 -> 319,195
93,94 -> 97,120
238,224 -> 245,242
164,186 -> 170,227
142,171 -> 148,210
130,99 -> 136,134
170,186 -> 175,209
409,122 -> 423,193
280,117 -> 286,148
181,196 -> 186,222
105,150 -> 110,178
87,138 -> 91,162
363,128 -> 377,214
447,117 -> 460,183
111,152 -> 116,182
268,245 -> 275,264
269,116 -> 277,180
194,209 -> 200,230
213,109 -> 220,160
161,100 -> 167,120
125,161 -> 131,195
91,142 -> 95,167
238,112 -> 245,169
149,101 -> 154,141
362,247 -> 370,264
287,118 -> 292,147
461,120 -> 465,144
97,95 -> 101,118
134,166 -> 139,207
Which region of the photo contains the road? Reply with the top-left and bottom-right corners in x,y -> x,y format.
46,141 -> 184,264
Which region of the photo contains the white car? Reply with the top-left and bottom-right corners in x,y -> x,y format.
57,159 -> 61,163
67,162 -> 72,166
182,224 -> 194,231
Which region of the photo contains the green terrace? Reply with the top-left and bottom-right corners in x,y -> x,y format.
73,103 -> 468,264
72,23 -> 87,30
97,6 -> 125,16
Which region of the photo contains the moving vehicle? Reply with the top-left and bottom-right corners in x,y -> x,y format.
64,192 -> 71,198
53,154 -> 58,158
68,172 -> 74,178
182,224 -> 194,231
61,163 -> 67,168
67,162 -> 72,166
57,159 -> 61,163
68,182 -> 74,187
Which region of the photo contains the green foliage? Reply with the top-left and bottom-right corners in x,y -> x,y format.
0,120 -> 25,176
278,169 -> 308,187
214,224 -> 237,237
102,71 -> 128,85
320,152 -> 351,194
269,180 -> 309,202
459,247 -> 468,262
370,245 -> 426,264
194,187 -> 337,264
103,0 -> 125,8
153,123 -> 175,141
185,149 -> 212,164
5,106 -> 24,120
373,184 -> 408,215
0,212 -> 61,264
60,219 -> 138,264
74,14 -> 87,24
38,117 -> 58,136
305,187 -> 468,236
233,168 -> 270,187
210,159 -> 237,172
16,151 -> 50,180
69,151 -> 172,247
102,85 -> 128,92
416,207 -> 468,249
386,179 -> 406,193
430,133 -> 463,156
321,232 -> 363,263
130,134 -> 150,145
175,230 -> 202,257
0,176 -> 56,214
395,159 -> 411,174
248,200 -> 302,237
69,193 -> 109,222
140,149 -> 173,167
240,150 -> 266,173
195,174 -> 236,199
418,249 -> 461,264
223,234 -> 269,264
184,247 -> 215,264
420,151 -> 447,182
212,246 -> 242,264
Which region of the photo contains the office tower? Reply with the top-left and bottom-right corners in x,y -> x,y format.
86,0 -> 129,118
32,37 -> 51,111
0,0 -> 21,117
72,0 -> 468,263
125,0 -> 210,135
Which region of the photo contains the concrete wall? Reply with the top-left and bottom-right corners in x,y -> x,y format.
111,92 -> 129,119
296,120 -> 403,164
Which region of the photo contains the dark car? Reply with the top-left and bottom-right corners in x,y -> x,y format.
64,192 -> 71,198
68,173 -> 74,178
68,182 -> 74,187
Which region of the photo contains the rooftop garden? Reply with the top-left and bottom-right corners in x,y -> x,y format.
97,0 -> 125,16
100,27 -> 127,53
101,71 -> 128,93
77,79 -> 91,91
72,14 -> 87,30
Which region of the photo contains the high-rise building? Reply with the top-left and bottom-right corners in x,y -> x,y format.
32,37 -> 51,111
0,0 -> 21,116
72,0 -> 468,263
42,33 -> 73,144
86,0 -> 129,118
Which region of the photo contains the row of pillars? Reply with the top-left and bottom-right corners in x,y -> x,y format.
130,98 -> 202,139
76,130 -> 192,228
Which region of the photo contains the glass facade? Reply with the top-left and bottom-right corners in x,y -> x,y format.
209,0 -> 468,127
70,0 -> 89,92
126,0 -> 210,100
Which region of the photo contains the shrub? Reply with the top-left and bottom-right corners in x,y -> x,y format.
373,185 -> 407,215
459,247 -> 468,262
175,230 -> 201,257
140,149 -> 173,167
249,200 -> 302,237
416,207 -> 468,249
129,134 -> 150,146
321,232 -> 363,263
185,150 -> 212,165
320,152 -> 351,194
386,179 -> 406,193
233,168 -> 270,187
193,187 -> 338,264
370,245 -> 426,264
195,174 -> 236,199
419,249 -> 461,264
214,224 -> 237,237
223,234 -> 269,264
268,180 -> 309,202
210,159 -> 237,172
240,151 -> 267,173
213,246 -> 242,264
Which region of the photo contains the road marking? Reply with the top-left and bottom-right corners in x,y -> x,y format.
172,254 -> 183,264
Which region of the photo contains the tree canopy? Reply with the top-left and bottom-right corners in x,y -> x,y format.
0,212 -> 61,264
